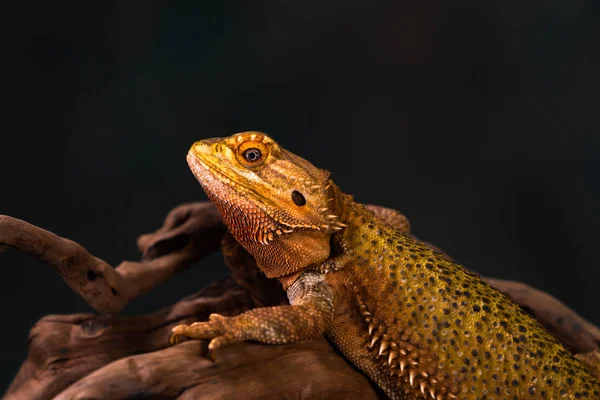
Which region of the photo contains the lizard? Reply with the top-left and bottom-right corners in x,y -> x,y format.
170,131 -> 600,399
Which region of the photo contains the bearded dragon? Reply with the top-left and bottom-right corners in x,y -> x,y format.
170,131 -> 600,399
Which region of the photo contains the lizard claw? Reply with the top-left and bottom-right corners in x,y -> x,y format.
169,314 -> 238,360
207,334 -> 236,361
169,327 -> 189,345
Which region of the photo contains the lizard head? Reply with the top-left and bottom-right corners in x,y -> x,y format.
187,131 -> 345,278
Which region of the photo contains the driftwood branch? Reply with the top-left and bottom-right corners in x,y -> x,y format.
5,278 -> 253,399
2,202 -> 598,399
0,203 -> 225,314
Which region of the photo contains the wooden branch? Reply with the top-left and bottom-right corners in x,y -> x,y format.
52,338 -> 379,400
5,277 -> 256,400
4,276 -> 381,400
3,202 -> 599,399
0,203 -> 225,314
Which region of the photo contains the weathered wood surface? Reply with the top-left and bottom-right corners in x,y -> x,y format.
1,202 -> 598,399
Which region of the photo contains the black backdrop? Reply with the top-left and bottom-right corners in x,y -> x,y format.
2,2 -> 599,390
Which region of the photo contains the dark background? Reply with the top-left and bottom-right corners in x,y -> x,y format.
1,1 -> 599,390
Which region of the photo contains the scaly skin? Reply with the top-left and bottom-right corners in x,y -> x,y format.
171,132 -> 600,399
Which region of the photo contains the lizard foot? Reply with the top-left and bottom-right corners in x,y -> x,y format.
169,314 -> 237,360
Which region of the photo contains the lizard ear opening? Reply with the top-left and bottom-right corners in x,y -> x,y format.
291,190 -> 306,206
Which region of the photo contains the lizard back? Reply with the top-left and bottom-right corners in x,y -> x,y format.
324,202 -> 600,399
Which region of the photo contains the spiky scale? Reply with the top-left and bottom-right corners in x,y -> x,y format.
370,335 -> 380,348
399,360 -> 407,373
379,341 -> 388,356
388,351 -> 397,365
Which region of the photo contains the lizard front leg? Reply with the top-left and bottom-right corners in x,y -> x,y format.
170,271 -> 333,358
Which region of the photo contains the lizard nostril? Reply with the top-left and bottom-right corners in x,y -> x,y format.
214,143 -> 222,153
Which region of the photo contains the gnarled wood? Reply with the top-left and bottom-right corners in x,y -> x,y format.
54,339 -> 380,400
2,202 -> 598,399
4,278 -> 255,400
0,203 -> 225,314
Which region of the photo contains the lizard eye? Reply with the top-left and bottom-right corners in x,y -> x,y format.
242,148 -> 262,162
291,190 -> 306,206
237,140 -> 269,167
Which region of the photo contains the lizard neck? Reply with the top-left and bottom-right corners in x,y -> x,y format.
277,182 -> 358,290
326,183 -> 383,255
326,182 -> 357,225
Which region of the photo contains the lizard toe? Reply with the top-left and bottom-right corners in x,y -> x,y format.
169,325 -> 191,345
169,315 -> 230,346
207,333 -> 237,361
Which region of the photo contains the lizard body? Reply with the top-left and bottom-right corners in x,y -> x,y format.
171,132 -> 600,399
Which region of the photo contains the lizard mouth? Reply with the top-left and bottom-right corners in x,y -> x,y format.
186,148 -> 257,199
186,144 -> 287,220
186,147 -> 297,244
